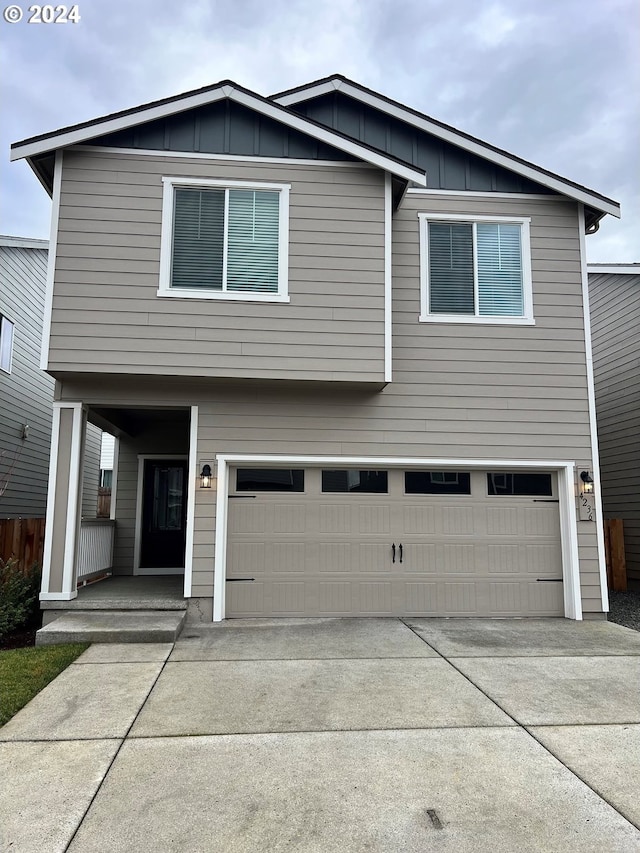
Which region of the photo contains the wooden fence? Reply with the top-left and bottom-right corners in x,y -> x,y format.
604,519 -> 627,592
0,518 -> 46,571
97,487 -> 111,518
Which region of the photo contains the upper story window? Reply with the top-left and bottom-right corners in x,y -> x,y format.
158,177 -> 290,302
0,315 -> 15,374
418,214 -> 533,325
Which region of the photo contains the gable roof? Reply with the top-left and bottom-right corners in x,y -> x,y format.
10,80 -> 427,191
272,75 -> 620,221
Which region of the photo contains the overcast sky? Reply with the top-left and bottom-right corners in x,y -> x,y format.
1,0 -> 638,261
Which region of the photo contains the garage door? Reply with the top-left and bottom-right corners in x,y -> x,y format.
226,467 -> 564,617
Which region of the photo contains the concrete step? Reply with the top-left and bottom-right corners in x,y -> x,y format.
36,610 -> 186,645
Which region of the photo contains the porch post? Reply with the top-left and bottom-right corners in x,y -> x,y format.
40,402 -> 86,601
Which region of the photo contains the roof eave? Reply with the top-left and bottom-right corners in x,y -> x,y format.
11,82 -> 427,187
272,77 -> 620,219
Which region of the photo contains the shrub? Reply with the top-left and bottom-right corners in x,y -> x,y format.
0,558 -> 41,641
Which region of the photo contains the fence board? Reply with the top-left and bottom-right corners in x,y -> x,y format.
604,518 -> 627,592
0,518 -> 46,571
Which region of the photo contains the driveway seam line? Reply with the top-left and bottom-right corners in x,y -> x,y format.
62,646 -> 174,852
400,619 -> 640,834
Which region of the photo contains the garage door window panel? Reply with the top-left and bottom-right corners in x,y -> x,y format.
236,468 -> 305,492
321,470 -> 388,493
487,472 -> 553,496
405,471 -> 471,495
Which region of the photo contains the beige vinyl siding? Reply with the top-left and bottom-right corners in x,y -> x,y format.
589,272 -> 640,582
50,150 -> 385,382
80,423 -> 102,518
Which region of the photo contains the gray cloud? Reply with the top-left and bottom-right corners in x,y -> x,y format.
1,0 -> 637,260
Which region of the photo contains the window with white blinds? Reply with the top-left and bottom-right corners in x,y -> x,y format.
419,214 -> 532,324
159,178 -> 289,301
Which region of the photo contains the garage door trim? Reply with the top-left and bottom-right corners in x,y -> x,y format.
213,455 -> 582,622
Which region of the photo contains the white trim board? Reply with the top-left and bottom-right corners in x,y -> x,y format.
587,264 -> 640,276
40,149 -> 62,370
406,189 -> 567,202
133,454 -> 188,575
384,173 -> 392,382
183,406 -> 198,598
579,205 -> 609,613
212,454 -> 583,623
273,77 -> 619,218
73,145 -> 376,168
0,235 -> 49,249
11,84 -> 427,186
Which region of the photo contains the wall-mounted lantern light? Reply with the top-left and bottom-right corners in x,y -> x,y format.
580,471 -> 594,494
200,463 -> 213,489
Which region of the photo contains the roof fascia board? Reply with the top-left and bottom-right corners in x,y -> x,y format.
587,265 -> 640,275
274,78 -> 620,218
0,235 -> 49,249
11,84 -> 427,185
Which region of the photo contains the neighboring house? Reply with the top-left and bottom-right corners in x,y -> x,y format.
588,264 -> 640,588
10,74 -> 621,621
0,235 -> 101,521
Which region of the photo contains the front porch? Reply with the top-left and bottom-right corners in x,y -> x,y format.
38,576 -> 187,644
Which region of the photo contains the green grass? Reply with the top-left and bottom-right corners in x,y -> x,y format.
0,643 -> 89,726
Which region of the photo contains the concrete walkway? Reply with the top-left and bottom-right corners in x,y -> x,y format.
1,618 -> 640,852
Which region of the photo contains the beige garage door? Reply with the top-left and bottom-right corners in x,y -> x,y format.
226,467 -> 564,617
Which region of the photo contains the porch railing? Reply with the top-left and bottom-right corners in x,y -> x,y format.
76,518 -> 115,583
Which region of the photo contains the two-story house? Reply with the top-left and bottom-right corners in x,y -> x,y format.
10,75 -> 620,627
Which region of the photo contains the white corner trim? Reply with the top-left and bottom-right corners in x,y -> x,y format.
558,465 -> 583,619
40,149 -> 62,370
578,204 -> 609,613
212,457 -> 229,622
183,406 -> 198,598
109,437 -> 119,521
273,80 -> 619,217
417,213 -> 533,325
133,454 -> 189,574
158,177 -> 290,301
384,173 -> 392,382
40,404 -> 61,596
73,145 -> 375,168
211,454 -> 581,621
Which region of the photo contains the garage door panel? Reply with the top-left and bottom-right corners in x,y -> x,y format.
227,581 -> 265,615
226,467 -> 564,618
358,582 -> 393,615
358,505 -> 391,534
318,582 -> 352,614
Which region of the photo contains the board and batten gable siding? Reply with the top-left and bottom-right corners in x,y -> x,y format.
589,271 -> 640,583
0,243 -> 53,517
49,149 -> 386,382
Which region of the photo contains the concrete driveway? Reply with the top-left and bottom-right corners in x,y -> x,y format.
1,618 -> 640,852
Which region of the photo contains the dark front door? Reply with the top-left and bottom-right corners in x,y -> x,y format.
140,459 -> 188,569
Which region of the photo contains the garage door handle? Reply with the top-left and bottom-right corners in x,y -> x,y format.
399,544 -> 403,563
392,543 -> 396,563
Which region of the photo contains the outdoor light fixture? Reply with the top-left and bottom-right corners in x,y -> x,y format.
580,471 -> 594,494
200,464 -> 212,489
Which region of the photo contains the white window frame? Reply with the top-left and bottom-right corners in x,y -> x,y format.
418,213 -> 534,325
158,176 -> 290,303
0,315 -> 15,374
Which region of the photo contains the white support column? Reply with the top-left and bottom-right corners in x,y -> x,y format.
183,405 -> 198,599
40,402 -> 85,601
